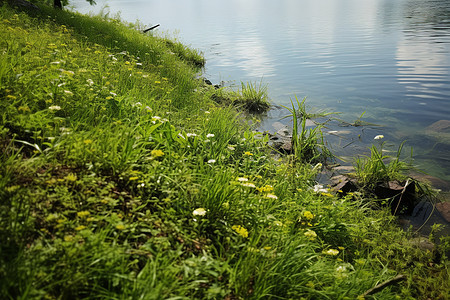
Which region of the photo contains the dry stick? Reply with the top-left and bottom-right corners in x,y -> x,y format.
143,24 -> 160,33
393,178 -> 410,215
359,274 -> 407,298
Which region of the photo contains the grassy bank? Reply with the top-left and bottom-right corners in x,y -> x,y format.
0,3 -> 449,299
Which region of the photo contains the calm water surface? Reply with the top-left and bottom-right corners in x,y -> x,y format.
73,0 -> 450,184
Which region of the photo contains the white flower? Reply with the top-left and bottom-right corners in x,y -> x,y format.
312,184 -> 327,193
206,133 -> 215,138
86,79 -> 94,86
204,111 -> 210,114
336,266 -> 347,272
241,182 -> 256,188
64,90 -> 73,95
265,194 -> 278,199
374,135 -> 384,140
192,208 -> 207,216
48,105 -> 61,111
186,133 -> 197,137
207,159 -> 216,164
237,177 -> 248,182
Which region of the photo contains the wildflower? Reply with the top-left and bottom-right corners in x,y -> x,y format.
77,211 -> 90,218
86,79 -> 94,86
154,80 -> 161,84
186,133 -> 197,137
129,176 -> 139,181
321,192 -> 334,197
204,111 -> 210,114
304,229 -> 317,240
151,149 -> 164,157
241,182 -> 256,188
312,184 -> 327,193
65,173 -> 77,182
244,151 -> 253,156
265,193 -> 278,199
232,225 -> 249,238
207,159 -> 216,164
257,185 -> 274,193
83,139 -> 92,144
75,225 -> 86,231
263,246 -> 272,250
237,177 -> 249,182
303,211 -> 315,220
374,135 -> 384,140
48,105 -> 61,111
206,133 -> 215,138
227,145 -> 235,151
192,208 -> 207,216
323,249 -> 339,256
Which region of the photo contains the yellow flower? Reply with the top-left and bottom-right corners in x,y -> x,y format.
304,229 -> 317,240
323,249 -> 339,256
244,151 -> 253,156
232,225 -> 249,238
303,211 -> 315,220
129,176 -> 139,181
77,211 -> 90,218
257,185 -> 274,193
151,149 -> 164,157
321,192 -> 334,197
65,173 -> 77,182
75,225 -> 86,231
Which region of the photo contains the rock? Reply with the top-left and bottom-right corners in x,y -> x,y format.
410,237 -> 435,252
426,120 -> 450,133
374,180 -> 416,215
330,175 -> 358,194
409,171 -> 450,192
436,202 -> 450,223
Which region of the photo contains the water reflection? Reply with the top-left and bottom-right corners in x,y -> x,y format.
72,0 -> 450,182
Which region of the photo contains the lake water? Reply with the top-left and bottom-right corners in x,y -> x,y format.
72,0 -> 450,186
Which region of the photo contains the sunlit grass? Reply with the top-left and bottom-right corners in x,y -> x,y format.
0,3 -> 448,300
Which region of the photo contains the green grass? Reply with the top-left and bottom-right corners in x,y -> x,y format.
0,3 -> 449,299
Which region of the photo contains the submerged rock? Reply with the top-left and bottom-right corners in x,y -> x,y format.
426,120 -> 450,133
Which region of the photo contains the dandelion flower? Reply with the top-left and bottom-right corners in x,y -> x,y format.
192,208 -> 207,216
374,135 -> 384,140
232,225 -> 249,238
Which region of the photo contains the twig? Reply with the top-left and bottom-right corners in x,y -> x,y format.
143,24 -> 160,33
359,274 -> 407,298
